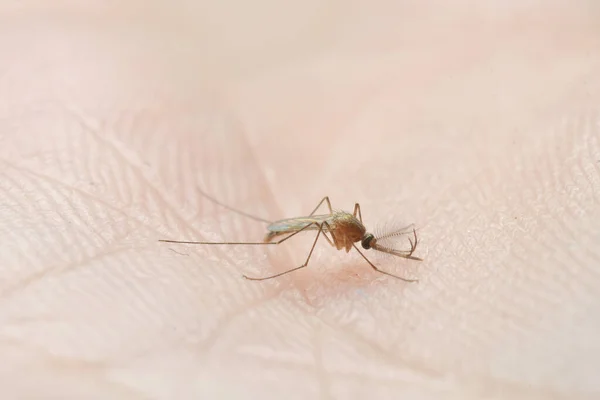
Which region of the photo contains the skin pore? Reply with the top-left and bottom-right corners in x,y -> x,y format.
1,1 -> 599,399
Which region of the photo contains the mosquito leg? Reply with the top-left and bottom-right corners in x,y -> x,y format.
322,221 -> 336,247
308,196 -> 333,216
320,225 -> 334,247
353,203 -> 363,223
244,223 -> 324,281
314,221 -> 334,248
352,244 -> 418,282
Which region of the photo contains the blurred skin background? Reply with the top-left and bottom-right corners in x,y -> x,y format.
1,1 -> 599,399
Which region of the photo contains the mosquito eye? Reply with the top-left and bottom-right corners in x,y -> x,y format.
361,234 -> 374,250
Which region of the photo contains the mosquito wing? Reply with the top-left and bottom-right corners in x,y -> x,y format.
266,214 -> 331,235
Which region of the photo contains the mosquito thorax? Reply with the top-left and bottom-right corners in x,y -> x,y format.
361,233 -> 375,250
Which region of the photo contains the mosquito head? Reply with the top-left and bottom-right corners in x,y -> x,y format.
361,233 -> 375,250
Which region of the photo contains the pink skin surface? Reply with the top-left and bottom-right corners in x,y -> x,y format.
1,1 -> 599,399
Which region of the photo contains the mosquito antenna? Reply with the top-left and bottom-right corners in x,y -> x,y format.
374,223 -> 421,241
196,187 -> 272,224
370,225 -> 423,261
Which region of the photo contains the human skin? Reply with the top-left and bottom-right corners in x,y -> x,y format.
1,1 -> 600,399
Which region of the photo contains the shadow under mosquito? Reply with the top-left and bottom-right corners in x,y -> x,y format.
169,248 -> 190,256
294,256 -> 417,288
287,259 -> 418,307
333,263 -> 415,283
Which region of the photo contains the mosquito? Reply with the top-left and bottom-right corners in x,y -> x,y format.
159,196 -> 423,281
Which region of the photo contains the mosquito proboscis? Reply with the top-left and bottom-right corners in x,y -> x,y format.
159,196 -> 423,281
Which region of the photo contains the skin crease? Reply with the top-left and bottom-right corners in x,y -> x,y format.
0,1 -> 600,399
